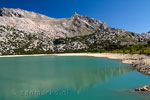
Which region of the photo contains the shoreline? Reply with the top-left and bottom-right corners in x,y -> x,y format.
0,54 -> 50,58
0,53 -> 150,75
54,53 -> 150,75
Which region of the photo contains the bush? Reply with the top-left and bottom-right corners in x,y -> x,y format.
148,41 -> 150,44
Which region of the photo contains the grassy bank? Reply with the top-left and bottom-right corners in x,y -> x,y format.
98,44 -> 150,54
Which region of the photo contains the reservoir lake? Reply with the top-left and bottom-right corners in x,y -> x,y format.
0,55 -> 150,100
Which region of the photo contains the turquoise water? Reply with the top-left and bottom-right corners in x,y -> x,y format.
0,56 -> 150,100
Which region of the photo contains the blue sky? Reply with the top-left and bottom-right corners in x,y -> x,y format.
0,0 -> 149,33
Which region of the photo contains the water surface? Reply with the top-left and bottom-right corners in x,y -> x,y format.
0,56 -> 149,100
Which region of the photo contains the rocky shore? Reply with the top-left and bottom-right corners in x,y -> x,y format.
121,54 -> 150,75
135,84 -> 150,92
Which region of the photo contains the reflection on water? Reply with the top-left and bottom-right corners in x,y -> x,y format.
0,56 -> 133,100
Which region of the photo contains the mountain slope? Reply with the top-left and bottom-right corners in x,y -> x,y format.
0,8 -> 106,38
0,8 -> 150,55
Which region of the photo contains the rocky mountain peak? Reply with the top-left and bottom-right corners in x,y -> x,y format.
0,8 -> 103,38
0,8 -> 51,19
0,8 -> 25,17
100,22 -> 107,30
71,12 -> 81,19
103,22 -> 107,26
73,12 -> 79,16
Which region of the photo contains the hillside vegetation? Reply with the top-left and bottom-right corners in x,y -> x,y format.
99,43 -> 150,54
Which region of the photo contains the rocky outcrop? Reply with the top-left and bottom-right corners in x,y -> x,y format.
135,84 -> 150,92
100,22 -> 107,30
0,8 -> 50,19
132,62 -> 150,75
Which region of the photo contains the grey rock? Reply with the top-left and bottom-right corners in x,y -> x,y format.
135,84 -> 150,92
0,8 -> 150,55
0,8 -> 104,38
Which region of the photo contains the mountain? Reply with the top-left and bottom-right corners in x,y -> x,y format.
0,8 -> 106,38
0,8 -> 150,55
